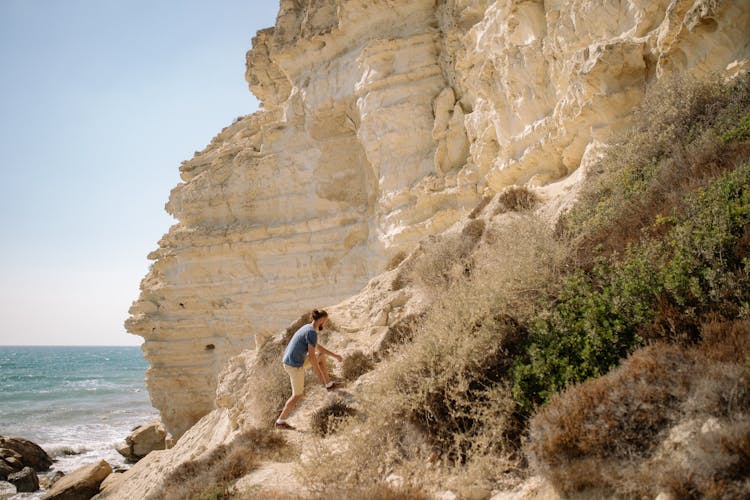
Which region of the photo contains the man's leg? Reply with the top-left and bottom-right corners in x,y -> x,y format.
277,364 -> 305,427
315,350 -> 331,382
278,394 -> 303,421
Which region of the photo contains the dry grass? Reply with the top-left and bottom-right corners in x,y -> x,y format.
162,428 -> 286,500
493,185 -> 539,215
310,397 -> 358,437
308,483 -> 428,500
409,218 -> 486,294
341,350 -> 374,381
301,215 -> 567,492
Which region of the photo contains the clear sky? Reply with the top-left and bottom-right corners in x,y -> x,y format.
0,0 -> 279,345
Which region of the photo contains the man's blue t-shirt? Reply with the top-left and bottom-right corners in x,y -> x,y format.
282,324 -> 318,367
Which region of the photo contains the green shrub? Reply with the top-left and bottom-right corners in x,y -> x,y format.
513,162 -> 750,415
566,74 -> 750,258
721,110 -> 750,143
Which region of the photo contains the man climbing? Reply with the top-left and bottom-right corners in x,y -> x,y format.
275,309 -> 344,430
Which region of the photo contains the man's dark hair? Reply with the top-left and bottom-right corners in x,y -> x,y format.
311,309 -> 328,321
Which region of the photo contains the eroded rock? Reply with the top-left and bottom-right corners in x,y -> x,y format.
7,467 -> 38,493
116,421 -> 166,463
42,460 -> 112,500
0,436 -> 53,472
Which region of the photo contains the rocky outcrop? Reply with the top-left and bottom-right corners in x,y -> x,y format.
0,436 -> 53,474
42,460 -> 112,500
127,0 -> 750,437
115,421 -> 166,463
7,467 -> 38,493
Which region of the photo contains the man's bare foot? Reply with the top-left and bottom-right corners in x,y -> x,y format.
274,421 -> 296,430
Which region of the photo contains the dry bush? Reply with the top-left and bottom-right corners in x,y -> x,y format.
341,350 -> 374,381
302,215 -> 567,492
411,219 -> 486,293
527,337 -> 750,498
699,317 -> 750,363
493,185 -> 539,215
310,397 -> 357,436
163,428 -> 286,500
248,346 -> 294,426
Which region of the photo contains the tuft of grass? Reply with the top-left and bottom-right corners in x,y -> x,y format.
341,350 -> 374,381
309,483 -> 428,500
411,219 -> 486,293
310,397 -> 358,437
493,185 -> 539,215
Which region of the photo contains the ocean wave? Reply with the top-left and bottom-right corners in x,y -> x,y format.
62,379 -> 120,391
44,443 -> 92,458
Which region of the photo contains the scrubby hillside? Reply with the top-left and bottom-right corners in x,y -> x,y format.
103,75 -> 750,500
274,75 -> 750,499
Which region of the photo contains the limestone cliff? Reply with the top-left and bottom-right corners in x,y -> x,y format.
126,0 -> 750,438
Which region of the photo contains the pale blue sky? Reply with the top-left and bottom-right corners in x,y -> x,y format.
0,0 -> 279,345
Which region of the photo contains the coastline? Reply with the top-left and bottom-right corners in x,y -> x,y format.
1,346 -> 158,498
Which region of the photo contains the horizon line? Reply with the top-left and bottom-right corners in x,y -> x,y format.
0,344 -> 143,347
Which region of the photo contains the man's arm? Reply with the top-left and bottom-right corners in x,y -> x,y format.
307,344 -> 329,384
315,343 -> 343,363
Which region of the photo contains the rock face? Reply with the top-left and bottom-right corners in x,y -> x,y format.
42,460 -> 112,500
115,421 -> 166,463
126,0 -> 750,437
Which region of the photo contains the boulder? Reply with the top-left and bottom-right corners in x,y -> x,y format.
0,459 -> 17,481
39,470 -> 65,490
42,460 -> 112,500
7,466 -> 39,493
0,436 -> 53,471
0,481 -> 16,499
115,421 -> 166,463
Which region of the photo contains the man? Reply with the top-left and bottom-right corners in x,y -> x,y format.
275,309 -> 343,430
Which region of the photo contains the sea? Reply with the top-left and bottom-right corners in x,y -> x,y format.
0,346 -> 159,495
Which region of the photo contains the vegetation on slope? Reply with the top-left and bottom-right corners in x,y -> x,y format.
298,74 -> 750,497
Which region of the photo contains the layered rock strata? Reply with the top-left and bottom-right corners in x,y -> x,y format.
127,0 -> 750,437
